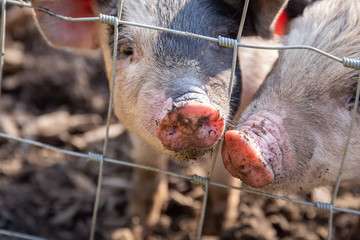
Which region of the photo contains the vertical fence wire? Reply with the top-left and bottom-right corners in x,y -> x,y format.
208,0 -> 250,180
197,179 -> 209,239
89,1 -> 123,239
227,0 -> 249,97
326,71 -> 360,239
88,155 -> 105,240
332,72 -> 360,203
117,0 -> 124,20
208,142 -> 220,179
203,2 -> 250,238
0,0 -> 6,99
328,209 -> 334,240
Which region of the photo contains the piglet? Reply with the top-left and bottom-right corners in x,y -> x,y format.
223,0 -> 360,192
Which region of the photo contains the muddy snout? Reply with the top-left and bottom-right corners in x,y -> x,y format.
222,111 -> 294,188
156,101 -> 224,152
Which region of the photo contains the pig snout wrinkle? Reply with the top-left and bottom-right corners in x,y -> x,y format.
157,101 -> 224,152
222,130 -> 275,188
168,84 -> 209,103
222,111 -> 294,188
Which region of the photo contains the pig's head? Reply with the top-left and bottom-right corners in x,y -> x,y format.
222,0 -> 360,192
31,0 -> 287,160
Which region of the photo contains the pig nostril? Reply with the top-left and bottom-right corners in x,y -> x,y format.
203,122 -> 214,132
249,167 -> 260,176
168,126 -> 177,136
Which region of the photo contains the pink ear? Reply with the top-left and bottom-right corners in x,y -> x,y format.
32,0 -> 99,49
274,9 -> 289,36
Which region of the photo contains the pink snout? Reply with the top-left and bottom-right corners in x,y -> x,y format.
157,101 -> 224,152
222,130 -> 275,188
222,111 -> 295,188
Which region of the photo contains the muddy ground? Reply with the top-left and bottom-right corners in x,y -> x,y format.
0,6 -> 359,240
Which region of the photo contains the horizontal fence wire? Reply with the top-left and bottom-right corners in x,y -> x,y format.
0,0 -> 350,65
1,131 -> 360,217
0,230 -> 46,240
0,1 -> 360,240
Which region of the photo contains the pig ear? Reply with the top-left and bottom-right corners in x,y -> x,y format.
31,0 -> 99,49
224,0 -> 288,38
248,0 -> 288,38
274,0 -> 311,36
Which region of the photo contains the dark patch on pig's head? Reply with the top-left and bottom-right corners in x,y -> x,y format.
97,0 -> 115,6
285,0 -> 312,19
153,0 -> 235,63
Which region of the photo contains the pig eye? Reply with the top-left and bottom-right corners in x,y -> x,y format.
346,95 -> 360,110
121,46 -> 133,56
348,95 -> 356,105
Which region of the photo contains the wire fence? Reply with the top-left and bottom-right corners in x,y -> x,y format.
0,0 -> 360,239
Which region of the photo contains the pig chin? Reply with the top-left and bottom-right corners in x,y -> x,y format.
167,146 -> 214,161
222,111 -> 296,188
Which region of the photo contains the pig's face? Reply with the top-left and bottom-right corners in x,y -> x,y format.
222,0 -> 360,192
97,0 -> 237,159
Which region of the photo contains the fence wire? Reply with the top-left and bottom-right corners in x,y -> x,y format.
0,1 -> 359,240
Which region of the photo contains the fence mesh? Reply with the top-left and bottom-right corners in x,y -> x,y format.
0,0 -> 360,239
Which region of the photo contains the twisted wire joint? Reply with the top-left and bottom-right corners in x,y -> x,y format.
191,174 -> 209,186
218,36 -> 238,48
343,57 -> 360,70
315,201 -> 333,212
99,13 -> 118,26
88,152 -> 104,163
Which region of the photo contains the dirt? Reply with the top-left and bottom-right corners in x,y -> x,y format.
0,6 -> 360,240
